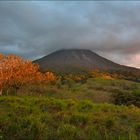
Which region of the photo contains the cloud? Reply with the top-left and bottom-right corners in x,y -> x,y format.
0,1 -> 140,68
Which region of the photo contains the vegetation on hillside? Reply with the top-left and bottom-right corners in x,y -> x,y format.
0,54 -> 140,140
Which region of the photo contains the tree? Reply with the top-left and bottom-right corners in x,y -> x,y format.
0,54 -> 56,95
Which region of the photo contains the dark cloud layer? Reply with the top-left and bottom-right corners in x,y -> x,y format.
0,1 -> 140,68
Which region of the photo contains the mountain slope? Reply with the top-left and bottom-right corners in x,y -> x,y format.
34,49 -> 140,75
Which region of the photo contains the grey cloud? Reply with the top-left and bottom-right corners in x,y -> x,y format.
0,1 -> 140,68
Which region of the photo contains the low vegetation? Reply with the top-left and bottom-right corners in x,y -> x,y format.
1,96 -> 140,140
12,77 -> 140,105
0,54 -> 140,140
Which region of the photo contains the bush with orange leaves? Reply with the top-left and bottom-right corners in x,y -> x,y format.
44,72 -> 57,82
0,54 -> 56,95
90,70 -> 115,79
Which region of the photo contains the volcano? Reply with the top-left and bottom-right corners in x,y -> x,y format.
34,49 -> 140,76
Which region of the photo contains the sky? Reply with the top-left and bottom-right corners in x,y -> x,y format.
0,1 -> 140,68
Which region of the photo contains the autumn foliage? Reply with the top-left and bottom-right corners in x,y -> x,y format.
0,54 -> 56,95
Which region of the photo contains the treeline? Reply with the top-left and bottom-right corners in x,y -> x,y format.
108,69 -> 140,82
59,69 -> 140,84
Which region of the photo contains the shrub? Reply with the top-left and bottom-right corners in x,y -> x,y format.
0,54 -> 57,95
112,89 -> 140,107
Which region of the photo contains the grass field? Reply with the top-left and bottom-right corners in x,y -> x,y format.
16,78 -> 140,104
1,96 -> 140,140
0,78 -> 140,140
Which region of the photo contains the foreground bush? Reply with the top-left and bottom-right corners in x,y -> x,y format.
0,96 -> 140,140
0,54 -> 56,95
113,89 -> 140,107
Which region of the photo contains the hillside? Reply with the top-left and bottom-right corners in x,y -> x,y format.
34,49 -> 140,75
1,53 -> 140,140
15,77 -> 140,104
1,76 -> 140,139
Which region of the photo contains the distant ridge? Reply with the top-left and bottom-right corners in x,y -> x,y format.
34,49 -> 140,75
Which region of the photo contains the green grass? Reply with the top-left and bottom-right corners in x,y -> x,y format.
1,96 -> 140,140
15,77 -> 140,104
1,77 -> 140,139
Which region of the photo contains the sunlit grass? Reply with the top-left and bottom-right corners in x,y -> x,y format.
1,96 -> 140,140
